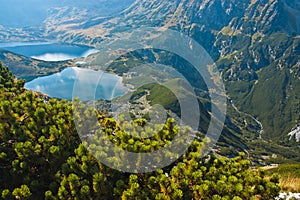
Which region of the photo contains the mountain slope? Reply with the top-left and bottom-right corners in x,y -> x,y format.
0,49 -> 75,81
0,0 -> 134,28
53,0 -> 300,160
0,0 -> 299,162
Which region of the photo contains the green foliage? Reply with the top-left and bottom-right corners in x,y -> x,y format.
264,164 -> 300,193
218,32 -> 300,143
0,62 -> 25,93
0,63 -> 281,199
266,164 -> 300,178
12,185 -> 32,199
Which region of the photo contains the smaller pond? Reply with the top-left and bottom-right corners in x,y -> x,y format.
25,67 -> 128,101
0,42 -> 99,61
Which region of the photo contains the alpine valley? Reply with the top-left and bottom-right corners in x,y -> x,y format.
0,0 -> 300,163
0,0 -> 300,199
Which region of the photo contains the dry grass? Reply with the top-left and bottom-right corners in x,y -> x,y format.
279,174 -> 300,193
264,164 -> 300,193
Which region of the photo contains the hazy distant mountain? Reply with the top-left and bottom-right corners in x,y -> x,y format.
0,0 -> 134,28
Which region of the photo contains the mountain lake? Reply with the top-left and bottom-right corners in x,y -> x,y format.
0,42 -> 127,100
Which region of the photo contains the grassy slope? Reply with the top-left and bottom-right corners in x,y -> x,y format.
0,49 -> 75,81
217,32 -> 300,142
265,164 -> 300,192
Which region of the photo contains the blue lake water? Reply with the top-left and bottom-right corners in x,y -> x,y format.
0,42 -> 99,61
1,42 -> 126,100
25,67 -> 127,101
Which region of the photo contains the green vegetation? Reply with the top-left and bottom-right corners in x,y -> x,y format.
1,1 -> 299,197
265,164 -> 300,192
216,30 -> 300,163
217,32 -> 300,143
3,0 -> 298,164
0,49 -> 73,81
0,63 -> 281,199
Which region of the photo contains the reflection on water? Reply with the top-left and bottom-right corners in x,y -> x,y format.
0,42 -> 99,61
25,67 -> 127,100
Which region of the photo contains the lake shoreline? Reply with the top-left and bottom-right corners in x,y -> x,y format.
0,42 -> 99,62
25,67 -> 128,101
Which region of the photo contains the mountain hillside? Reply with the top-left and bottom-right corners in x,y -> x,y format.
0,62 -> 281,200
49,0 -> 300,162
0,49 -> 76,81
0,0 -> 134,28
0,0 -> 299,163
